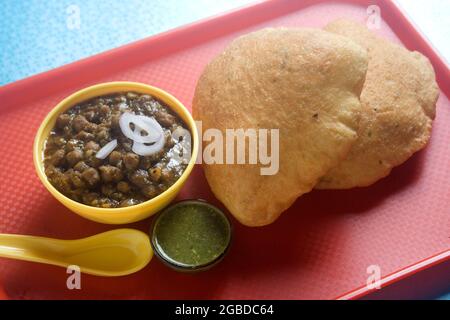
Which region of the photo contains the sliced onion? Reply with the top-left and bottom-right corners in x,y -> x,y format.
135,115 -> 161,130
119,112 -> 138,140
119,112 -> 162,144
135,115 -> 164,139
95,139 -> 118,159
132,132 -> 166,156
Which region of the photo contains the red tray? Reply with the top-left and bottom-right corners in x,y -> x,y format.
0,0 -> 449,300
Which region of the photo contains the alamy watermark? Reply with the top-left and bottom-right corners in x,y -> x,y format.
66,4 -> 81,30
366,5 -> 381,30
66,265 -> 81,290
171,121 -> 280,176
366,264 -> 382,290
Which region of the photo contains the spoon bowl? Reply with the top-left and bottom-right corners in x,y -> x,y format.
0,229 -> 152,276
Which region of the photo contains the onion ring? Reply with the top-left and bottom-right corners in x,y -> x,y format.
132,133 -> 166,156
119,112 -> 162,144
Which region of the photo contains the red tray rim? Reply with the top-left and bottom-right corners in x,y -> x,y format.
0,0 -> 449,300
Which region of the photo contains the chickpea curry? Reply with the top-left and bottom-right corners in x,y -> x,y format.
43,92 -> 192,208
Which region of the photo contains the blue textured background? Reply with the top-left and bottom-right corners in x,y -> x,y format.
0,0 -> 251,85
0,0 -> 448,300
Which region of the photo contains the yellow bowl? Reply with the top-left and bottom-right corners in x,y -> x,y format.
33,81 -> 199,224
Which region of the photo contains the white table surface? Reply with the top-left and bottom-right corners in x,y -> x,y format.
396,0 -> 450,64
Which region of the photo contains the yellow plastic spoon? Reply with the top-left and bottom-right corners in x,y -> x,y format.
0,229 -> 152,276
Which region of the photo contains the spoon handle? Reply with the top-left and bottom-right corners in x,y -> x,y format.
0,229 -> 153,277
0,233 -> 67,265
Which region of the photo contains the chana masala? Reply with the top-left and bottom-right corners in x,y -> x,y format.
43,92 -> 192,208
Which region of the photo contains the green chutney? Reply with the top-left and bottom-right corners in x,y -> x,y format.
151,200 -> 231,270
